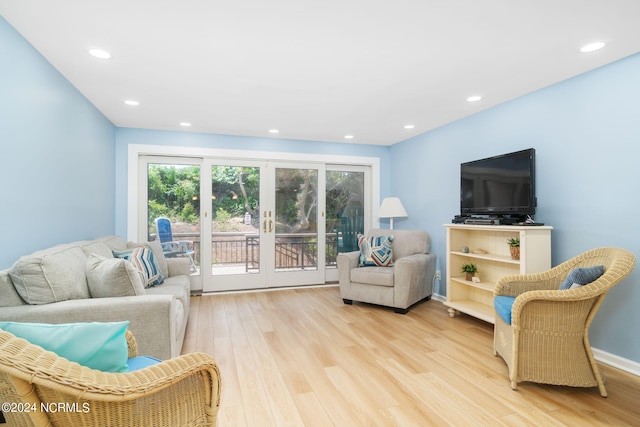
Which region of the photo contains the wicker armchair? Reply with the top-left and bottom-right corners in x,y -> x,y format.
0,329 -> 221,426
493,247 -> 636,397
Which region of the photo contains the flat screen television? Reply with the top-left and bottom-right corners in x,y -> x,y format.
460,148 -> 536,218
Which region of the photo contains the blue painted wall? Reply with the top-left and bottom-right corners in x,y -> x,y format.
0,17 -> 116,269
114,128 -> 391,238
2,12 -> 638,363
390,53 -> 640,362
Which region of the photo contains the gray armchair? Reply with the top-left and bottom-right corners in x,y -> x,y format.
337,229 -> 436,313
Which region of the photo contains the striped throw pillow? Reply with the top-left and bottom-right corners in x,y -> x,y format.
112,246 -> 165,287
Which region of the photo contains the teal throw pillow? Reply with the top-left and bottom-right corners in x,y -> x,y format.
357,234 -> 394,267
558,266 -> 604,290
0,321 -> 129,373
113,245 -> 165,287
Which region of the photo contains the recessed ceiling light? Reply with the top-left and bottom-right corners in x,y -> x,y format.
124,99 -> 140,106
180,122 -> 192,127
344,135 -> 354,139
466,95 -> 482,102
580,41 -> 605,53
269,129 -> 279,134
404,124 -> 415,129
88,48 -> 111,59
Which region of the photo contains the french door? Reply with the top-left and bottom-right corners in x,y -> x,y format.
141,156 -> 333,291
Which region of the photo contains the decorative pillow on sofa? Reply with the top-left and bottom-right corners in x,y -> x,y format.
128,240 -> 169,278
0,321 -> 129,372
559,265 -> 604,290
86,254 -> 146,298
357,234 -> 394,267
113,246 -> 165,287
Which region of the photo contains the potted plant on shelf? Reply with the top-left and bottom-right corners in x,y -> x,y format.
507,237 -> 520,260
461,263 -> 478,281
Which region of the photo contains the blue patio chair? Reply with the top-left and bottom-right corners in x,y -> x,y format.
339,206 -> 364,253
155,217 -> 196,272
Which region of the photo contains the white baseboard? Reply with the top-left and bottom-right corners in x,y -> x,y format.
432,293 -> 446,302
593,348 -> 640,377
432,293 -> 640,378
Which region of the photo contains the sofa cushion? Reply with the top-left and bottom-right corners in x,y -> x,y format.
113,246 -> 165,287
358,234 -> 394,267
0,321 -> 129,373
86,254 -> 146,298
80,241 -> 114,258
94,236 -> 128,250
9,245 -> 90,304
0,270 -> 26,307
145,275 -> 190,311
351,266 -> 395,287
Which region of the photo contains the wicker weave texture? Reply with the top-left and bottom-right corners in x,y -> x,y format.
493,247 -> 636,397
0,329 -> 221,426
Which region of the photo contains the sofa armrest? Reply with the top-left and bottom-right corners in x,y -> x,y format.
166,257 -> 191,277
0,295 -> 178,360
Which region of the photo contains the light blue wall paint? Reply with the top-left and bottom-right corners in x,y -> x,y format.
0,17 -> 116,269
390,53 -> 640,362
114,128 -> 391,237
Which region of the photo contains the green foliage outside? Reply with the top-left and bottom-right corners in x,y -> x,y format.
147,164 -> 365,235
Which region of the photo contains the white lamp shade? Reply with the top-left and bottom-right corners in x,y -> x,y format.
378,197 -> 408,219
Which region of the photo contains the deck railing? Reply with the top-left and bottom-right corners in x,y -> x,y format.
152,231 -> 341,270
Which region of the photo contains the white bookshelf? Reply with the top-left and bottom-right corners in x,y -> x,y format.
444,223 -> 553,324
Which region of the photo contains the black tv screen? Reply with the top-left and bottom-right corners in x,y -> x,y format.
460,148 -> 536,217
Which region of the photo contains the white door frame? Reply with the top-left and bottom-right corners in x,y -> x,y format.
128,144 -> 381,292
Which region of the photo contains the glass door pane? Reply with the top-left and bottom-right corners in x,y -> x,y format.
146,162 -> 201,275
326,169 -> 366,264
275,167 -> 318,271
210,165 -> 261,276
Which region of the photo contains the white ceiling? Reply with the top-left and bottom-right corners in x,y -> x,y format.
2,1 -> 639,146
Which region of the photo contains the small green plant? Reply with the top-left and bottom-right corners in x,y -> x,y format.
461,263 -> 478,274
507,237 -> 520,247
461,263 -> 478,280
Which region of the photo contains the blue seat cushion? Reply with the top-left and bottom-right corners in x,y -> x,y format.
127,355 -> 162,371
494,296 -> 516,325
558,265 -> 604,290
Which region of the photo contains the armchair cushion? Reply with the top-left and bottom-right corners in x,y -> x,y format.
357,234 -> 394,267
0,320 -> 129,372
127,355 -> 161,371
351,266 -> 395,287
113,245 -> 165,287
494,295 -> 516,324
558,265 -> 604,290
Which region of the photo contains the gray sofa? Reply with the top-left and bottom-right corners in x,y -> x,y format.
0,236 -> 190,360
337,229 -> 437,313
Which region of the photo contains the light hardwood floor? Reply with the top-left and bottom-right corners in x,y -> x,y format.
182,286 -> 640,427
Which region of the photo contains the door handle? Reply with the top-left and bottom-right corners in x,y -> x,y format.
268,220 -> 273,233
263,220 -> 267,233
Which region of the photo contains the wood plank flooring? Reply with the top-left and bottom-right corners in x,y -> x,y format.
182,286 -> 640,427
